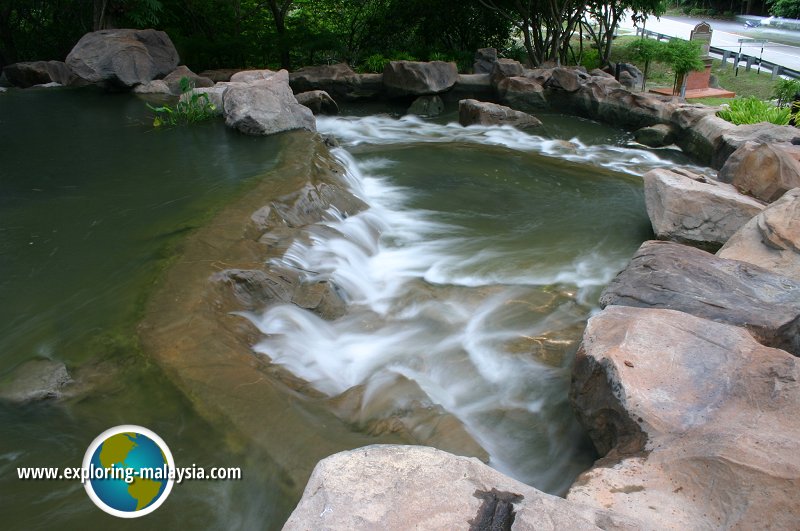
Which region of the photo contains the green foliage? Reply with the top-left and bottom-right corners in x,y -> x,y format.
773,78 -> 800,107
769,0 -> 800,18
626,37 -> 665,64
665,38 -> 704,77
361,53 -> 390,73
390,51 -> 418,61
716,97 -> 791,126
147,77 -> 217,127
579,49 -> 602,70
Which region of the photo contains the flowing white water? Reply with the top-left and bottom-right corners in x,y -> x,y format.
243,114 -> 689,493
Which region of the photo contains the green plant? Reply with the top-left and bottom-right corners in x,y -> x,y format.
579,48 -> 601,71
390,51 -> 418,61
428,51 -> 452,62
773,78 -> 800,107
626,38 -> 667,91
147,77 -> 217,127
361,53 -> 390,73
665,38 -> 704,96
716,96 -> 791,125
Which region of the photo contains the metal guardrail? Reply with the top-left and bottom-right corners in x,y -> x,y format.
638,29 -> 800,79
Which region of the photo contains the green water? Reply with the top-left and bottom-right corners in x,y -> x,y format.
0,87 -> 292,529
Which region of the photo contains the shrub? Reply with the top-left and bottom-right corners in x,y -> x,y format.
772,78 -> 800,107
147,77 -> 217,127
717,96 -> 791,125
361,54 -> 390,73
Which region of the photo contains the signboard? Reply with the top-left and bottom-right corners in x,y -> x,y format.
690,22 -> 712,58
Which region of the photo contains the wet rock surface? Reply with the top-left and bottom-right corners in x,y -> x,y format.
458,99 -> 542,128
568,305 -> 800,530
718,141 -> 800,202
0,359 -> 72,403
600,240 -> 800,355
294,89 -> 339,115
283,445 -> 640,531
383,60 -> 458,96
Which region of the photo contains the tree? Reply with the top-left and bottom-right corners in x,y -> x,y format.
626,37 -> 665,90
665,38 -> 704,97
583,0 -> 666,67
769,0 -> 800,18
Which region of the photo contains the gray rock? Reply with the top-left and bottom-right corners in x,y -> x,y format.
0,86 -> 6,93
2,60 -> 77,88
715,124 -> 800,169
0,359 -> 72,403
718,187 -> 800,282
407,94 -> 444,116
133,79 -> 171,94
162,65 -> 213,95
294,89 -> 339,115
545,67 -> 589,93
459,99 -> 542,128
198,68 -> 240,82
283,445 -> 641,530
569,305 -> 800,530
383,60 -> 458,96
496,76 -> 546,112
633,123 -> 676,147
600,240 -> 800,355
718,141 -> 800,202
32,82 -> 62,88
643,168 -> 765,249
615,62 -> 643,89
489,58 -> 524,85
223,70 -> 316,136
473,47 -> 498,74
66,29 -> 179,89
229,69 -> 277,84
289,63 -> 359,99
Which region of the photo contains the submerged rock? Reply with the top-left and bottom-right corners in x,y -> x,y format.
133,79 -> 170,95
294,90 -> 339,115
643,168 -> 765,249
383,60 -> 458,96
66,29 -> 179,89
284,445 -> 640,530
407,94 -> 444,116
718,141 -> 800,202
458,99 -> 541,128
223,70 -> 316,135
600,240 -> 800,355
0,359 -> 72,403
633,124 -> 675,147
718,187 -> 800,282
569,305 -> 800,530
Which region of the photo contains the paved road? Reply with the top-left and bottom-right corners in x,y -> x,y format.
618,15 -> 800,72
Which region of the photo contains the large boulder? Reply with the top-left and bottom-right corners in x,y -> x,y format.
223,70 -> 315,136
489,58 -> 525,85
383,60 -> 458,97
568,305 -> 800,530
294,90 -> 339,115
544,67 -> 589,93
458,99 -> 541,128
66,29 -> 179,89
162,65 -> 213,95
230,69 -> 277,84
718,187 -> 800,282
2,60 -> 77,88
473,47 -> 498,74
643,168 -> 765,249
284,445 -> 640,530
289,63 -> 362,99
718,141 -> 800,202
714,123 -> 800,169
600,240 -> 800,355
496,76 -> 546,112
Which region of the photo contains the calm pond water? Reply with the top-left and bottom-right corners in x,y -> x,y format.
0,88 -> 705,529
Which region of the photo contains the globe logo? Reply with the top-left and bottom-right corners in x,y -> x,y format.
82,425 -> 175,518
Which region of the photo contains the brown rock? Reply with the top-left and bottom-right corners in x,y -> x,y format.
600,240 -> 800,355
284,445 -> 641,530
473,47 -> 498,74
715,124 -> 800,170
2,60 -> 77,88
633,124 -> 675,147
162,65 -> 214,95
718,141 -> 800,202
569,305 -> 800,530
489,58 -> 524,85
643,168 -> 765,249
718,187 -> 800,282
458,99 -> 542,128
229,69 -> 277,84
289,63 -> 358,97
545,67 -> 589,93
496,76 -> 546,112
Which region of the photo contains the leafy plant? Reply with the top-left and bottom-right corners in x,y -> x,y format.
428,51 -> 452,62
390,51 -> 418,61
361,53 -> 390,73
716,97 -> 791,126
773,78 -> 800,107
665,38 -> 704,96
626,38 -> 666,91
147,77 -> 217,127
